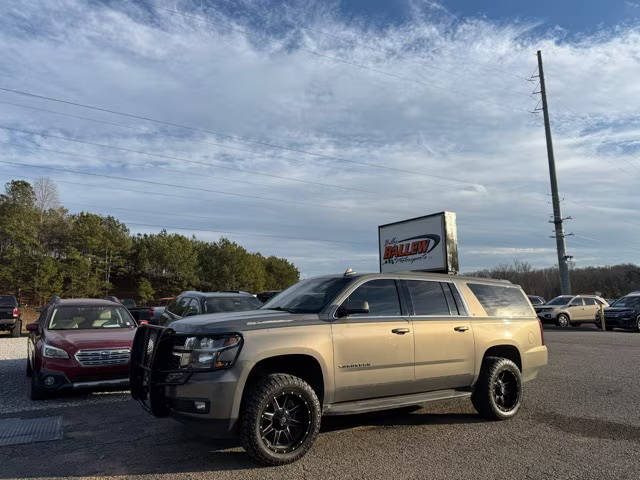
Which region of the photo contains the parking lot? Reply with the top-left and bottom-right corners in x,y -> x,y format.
1,327 -> 639,480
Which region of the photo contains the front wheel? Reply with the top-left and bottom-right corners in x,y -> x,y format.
30,375 -> 48,401
239,373 -> 321,466
471,357 -> 522,420
556,314 -> 570,328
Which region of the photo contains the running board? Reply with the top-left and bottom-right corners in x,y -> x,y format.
323,389 -> 471,416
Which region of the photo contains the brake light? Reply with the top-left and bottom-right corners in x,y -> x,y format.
12,308 -> 18,318
538,318 -> 545,345
139,320 -> 148,325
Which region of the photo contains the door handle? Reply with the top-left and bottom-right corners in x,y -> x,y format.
391,328 -> 410,335
454,326 -> 469,332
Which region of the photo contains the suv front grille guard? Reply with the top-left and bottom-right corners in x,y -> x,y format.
130,325 -> 190,417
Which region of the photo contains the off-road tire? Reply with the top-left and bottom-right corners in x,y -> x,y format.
30,375 -> 48,400
556,314 -> 570,328
471,356 -> 522,421
239,373 -> 321,466
10,319 -> 21,337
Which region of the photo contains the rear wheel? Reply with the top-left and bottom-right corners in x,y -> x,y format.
556,314 -> 570,328
239,373 -> 321,466
471,356 -> 522,420
10,319 -> 21,337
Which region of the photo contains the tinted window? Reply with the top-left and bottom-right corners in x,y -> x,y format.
405,280 -> 450,316
167,296 -> 190,316
48,306 -> 135,330
343,279 -> 401,316
183,298 -> 201,316
584,298 -> 597,306
569,298 -> 584,306
263,276 -> 352,314
467,283 -> 534,317
0,296 -> 17,306
205,296 -> 262,313
611,296 -> 640,308
546,296 -> 573,306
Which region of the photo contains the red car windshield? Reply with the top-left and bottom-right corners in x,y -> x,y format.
48,306 -> 135,330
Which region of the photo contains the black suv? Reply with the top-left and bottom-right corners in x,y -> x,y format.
158,291 -> 263,326
601,293 -> 640,331
0,295 -> 21,337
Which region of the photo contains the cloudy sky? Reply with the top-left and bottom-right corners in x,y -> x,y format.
0,0 -> 639,277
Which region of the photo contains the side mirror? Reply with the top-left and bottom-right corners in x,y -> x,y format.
337,301 -> 370,318
26,323 -> 39,332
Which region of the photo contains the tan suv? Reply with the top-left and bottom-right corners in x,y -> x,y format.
131,271 -> 547,465
535,295 -> 608,327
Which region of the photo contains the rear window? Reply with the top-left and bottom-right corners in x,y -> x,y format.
0,296 -> 17,306
205,296 -> 262,313
467,283 -> 534,317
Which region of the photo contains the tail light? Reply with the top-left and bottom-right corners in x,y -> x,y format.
12,308 -> 18,318
139,320 -> 149,325
538,318 -> 545,345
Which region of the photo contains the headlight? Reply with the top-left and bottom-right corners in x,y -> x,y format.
42,343 -> 69,359
173,334 -> 242,370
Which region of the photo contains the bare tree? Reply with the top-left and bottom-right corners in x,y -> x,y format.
33,177 -> 59,222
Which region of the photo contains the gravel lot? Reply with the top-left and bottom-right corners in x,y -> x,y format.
1,328 -> 639,480
0,337 -> 128,415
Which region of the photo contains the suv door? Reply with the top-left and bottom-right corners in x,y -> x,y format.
567,297 -> 586,320
331,279 -> 414,402
403,280 -> 475,392
583,297 -> 599,320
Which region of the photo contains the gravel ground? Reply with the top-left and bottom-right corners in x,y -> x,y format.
0,337 -> 128,415
0,328 -> 639,480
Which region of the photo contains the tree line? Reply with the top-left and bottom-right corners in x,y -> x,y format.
0,179 -> 300,305
468,259 -> 640,300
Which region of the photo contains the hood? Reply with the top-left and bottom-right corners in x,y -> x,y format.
169,309 -> 323,334
604,306 -> 637,314
45,328 -> 136,352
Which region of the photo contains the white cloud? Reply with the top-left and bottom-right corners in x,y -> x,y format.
0,0 -> 638,276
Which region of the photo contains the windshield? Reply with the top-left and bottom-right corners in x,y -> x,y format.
546,296 -> 574,306
48,306 -> 135,330
205,296 -> 262,313
0,296 -> 16,306
262,276 -> 353,314
610,296 -> 640,308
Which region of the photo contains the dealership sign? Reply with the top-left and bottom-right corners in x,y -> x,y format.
378,212 -> 459,274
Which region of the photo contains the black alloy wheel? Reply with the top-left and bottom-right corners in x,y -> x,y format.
259,392 -> 312,454
492,370 -> 520,413
240,373 -> 321,465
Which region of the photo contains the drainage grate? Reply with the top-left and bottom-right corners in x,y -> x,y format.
0,416 -> 63,446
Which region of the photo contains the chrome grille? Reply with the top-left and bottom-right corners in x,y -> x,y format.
75,348 -> 130,367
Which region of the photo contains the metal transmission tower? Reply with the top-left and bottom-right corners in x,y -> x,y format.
533,50 -> 572,294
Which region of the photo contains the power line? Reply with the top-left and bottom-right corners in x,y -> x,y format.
0,99 -> 425,194
0,124 -> 390,195
0,87 -> 483,188
0,158 -> 335,209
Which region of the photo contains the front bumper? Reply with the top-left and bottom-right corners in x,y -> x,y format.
602,316 -> 635,328
536,311 -> 556,323
130,325 -> 241,439
35,368 -> 129,392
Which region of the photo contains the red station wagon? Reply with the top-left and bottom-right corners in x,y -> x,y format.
26,297 -> 137,400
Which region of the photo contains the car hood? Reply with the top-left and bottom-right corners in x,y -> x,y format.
45,328 -> 136,352
168,309 -> 324,334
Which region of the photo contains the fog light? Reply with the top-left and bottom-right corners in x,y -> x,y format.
194,401 -> 207,411
43,376 -> 55,387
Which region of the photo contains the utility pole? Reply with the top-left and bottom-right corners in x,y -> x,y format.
536,50 -> 572,294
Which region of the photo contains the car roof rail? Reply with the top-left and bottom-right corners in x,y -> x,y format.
104,296 -> 120,303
